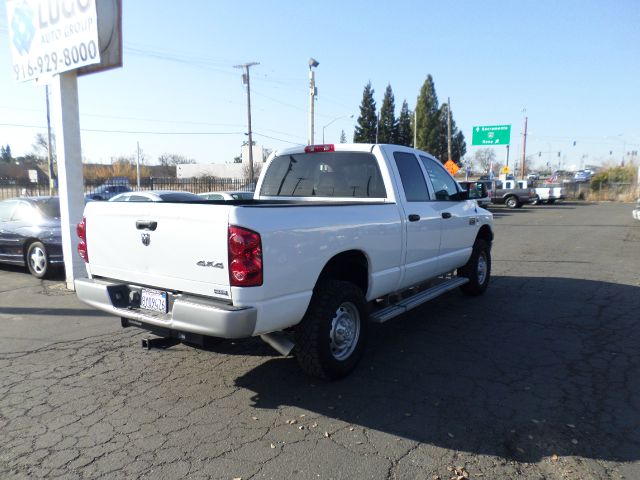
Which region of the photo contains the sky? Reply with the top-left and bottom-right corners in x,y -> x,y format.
1,0 -> 639,172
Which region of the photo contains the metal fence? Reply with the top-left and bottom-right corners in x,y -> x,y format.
0,177 -> 251,200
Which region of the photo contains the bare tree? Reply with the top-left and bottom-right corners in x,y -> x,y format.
473,148 -> 496,174
243,161 -> 262,183
32,133 -> 56,162
158,153 -> 196,166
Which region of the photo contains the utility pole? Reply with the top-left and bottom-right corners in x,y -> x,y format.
521,116 -> 528,179
506,145 -> 510,168
234,62 -> 259,186
375,112 -> 380,143
307,58 -> 319,145
45,86 -> 54,195
136,141 -> 141,189
446,97 -> 452,161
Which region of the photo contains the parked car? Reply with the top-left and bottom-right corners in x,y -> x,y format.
198,191 -> 255,201
574,170 -> 592,182
0,196 -> 62,278
633,199 -> 640,221
109,190 -> 203,202
85,184 -> 131,201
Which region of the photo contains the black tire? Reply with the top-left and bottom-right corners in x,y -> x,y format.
458,239 -> 491,296
515,202 -> 524,208
547,199 -> 556,204
26,241 -> 51,279
294,280 -> 368,380
505,196 -> 518,209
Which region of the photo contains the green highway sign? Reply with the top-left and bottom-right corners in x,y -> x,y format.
472,124 -> 511,146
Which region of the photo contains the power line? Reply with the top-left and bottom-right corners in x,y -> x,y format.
0,122 -> 244,135
253,132 -> 305,146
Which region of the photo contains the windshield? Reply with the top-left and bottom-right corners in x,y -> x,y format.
260,152 -> 386,198
32,197 -> 60,218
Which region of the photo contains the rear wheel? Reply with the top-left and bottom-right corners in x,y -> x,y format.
505,196 -> 518,209
294,280 -> 368,379
458,239 -> 491,296
26,241 -> 51,279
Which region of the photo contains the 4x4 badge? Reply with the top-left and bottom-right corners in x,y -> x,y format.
141,233 -> 150,246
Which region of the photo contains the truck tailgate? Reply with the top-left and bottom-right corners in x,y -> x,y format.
84,202 -> 232,299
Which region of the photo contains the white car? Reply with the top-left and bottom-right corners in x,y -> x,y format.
109,190 -> 202,202
198,191 -> 254,201
633,199 -> 640,221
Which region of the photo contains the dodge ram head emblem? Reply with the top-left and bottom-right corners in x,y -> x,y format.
141,233 -> 151,246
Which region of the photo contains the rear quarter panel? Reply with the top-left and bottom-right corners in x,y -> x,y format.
229,203 -> 403,334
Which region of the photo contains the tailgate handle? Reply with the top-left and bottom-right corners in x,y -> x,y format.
136,220 -> 158,231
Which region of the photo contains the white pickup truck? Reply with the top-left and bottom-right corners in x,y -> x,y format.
75,144 -> 494,379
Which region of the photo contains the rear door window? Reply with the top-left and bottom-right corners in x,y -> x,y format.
393,152 -> 430,202
260,151 -> 386,198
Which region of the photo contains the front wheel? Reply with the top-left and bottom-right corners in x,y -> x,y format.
458,239 -> 491,296
26,241 -> 51,279
294,280 -> 368,380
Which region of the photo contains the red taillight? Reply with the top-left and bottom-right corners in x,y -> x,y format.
76,217 -> 89,263
228,226 -> 262,287
304,144 -> 335,153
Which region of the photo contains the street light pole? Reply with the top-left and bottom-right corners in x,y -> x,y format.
308,58 -> 319,145
322,114 -> 354,143
234,62 -> 259,186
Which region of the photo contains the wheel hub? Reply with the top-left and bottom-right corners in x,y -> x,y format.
329,302 -> 360,361
30,247 -> 46,274
477,252 -> 487,284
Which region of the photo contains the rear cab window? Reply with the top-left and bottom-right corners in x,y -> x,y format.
260,151 -> 387,198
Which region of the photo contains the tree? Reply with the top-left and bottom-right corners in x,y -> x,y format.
473,148 -> 496,174
377,84 -> 398,144
158,153 -> 196,166
0,145 -> 11,163
452,131 -> 467,164
396,100 -> 413,147
353,82 -> 377,143
32,133 -> 56,162
339,130 -> 347,143
414,75 -> 442,157
439,102 -> 466,164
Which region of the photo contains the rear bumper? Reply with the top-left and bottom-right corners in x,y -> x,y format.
75,277 -> 257,339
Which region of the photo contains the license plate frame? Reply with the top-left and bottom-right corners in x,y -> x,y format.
140,288 -> 168,313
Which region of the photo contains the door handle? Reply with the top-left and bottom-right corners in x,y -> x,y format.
136,220 -> 158,231
408,214 -> 420,222
441,212 -> 452,219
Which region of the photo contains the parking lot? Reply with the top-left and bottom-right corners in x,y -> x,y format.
1,201 -> 639,480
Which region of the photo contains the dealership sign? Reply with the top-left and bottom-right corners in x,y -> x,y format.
6,0 -> 100,82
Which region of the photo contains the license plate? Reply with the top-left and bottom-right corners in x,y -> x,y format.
140,288 -> 167,313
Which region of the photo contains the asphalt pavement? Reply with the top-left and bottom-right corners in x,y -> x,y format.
1,201 -> 639,480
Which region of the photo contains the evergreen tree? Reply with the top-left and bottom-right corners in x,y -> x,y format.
353,82 -> 377,143
0,146 -> 7,163
396,100 -> 413,147
414,75 -> 442,159
377,84 -> 398,144
339,130 -> 347,143
438,102 -> 467,164
4,145 -> 12,162
452,131 -> 467,163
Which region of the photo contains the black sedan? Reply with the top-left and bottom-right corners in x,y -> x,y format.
0,197 -> 63,278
